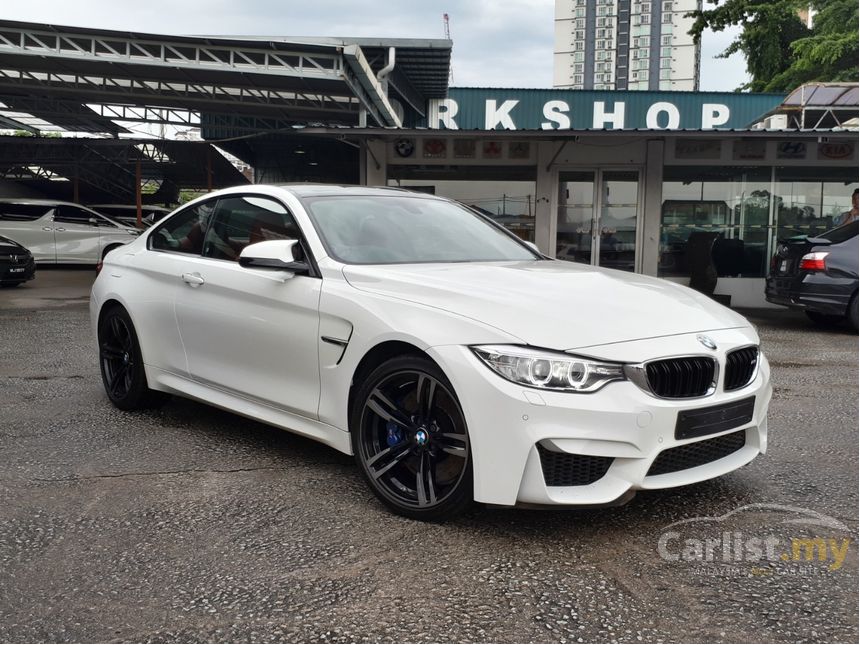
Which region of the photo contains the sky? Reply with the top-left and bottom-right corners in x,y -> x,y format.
1,0 -> 750,91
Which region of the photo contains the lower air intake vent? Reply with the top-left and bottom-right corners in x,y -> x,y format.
647,430 -> 746,477
537,444 -> 614,486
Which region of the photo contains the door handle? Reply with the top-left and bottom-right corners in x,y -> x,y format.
42,226 -> 54,231
54,227 -> 66,232
181,272 -> 205,287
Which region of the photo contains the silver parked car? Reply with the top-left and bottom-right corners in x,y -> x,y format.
0,199 -> 139,264
89,204 -> 173,229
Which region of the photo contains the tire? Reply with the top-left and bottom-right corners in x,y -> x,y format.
98,305 -> 169,410
350,355 -> 473,521
849,294 -> 858,333
805,310 -> 843,326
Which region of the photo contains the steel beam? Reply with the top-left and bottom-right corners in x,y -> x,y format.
0,113 -> 39,133
0,24 -> 344,82
342,45 -> 402,127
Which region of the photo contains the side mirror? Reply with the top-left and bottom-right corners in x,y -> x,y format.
524,240 -> 540,253
238,239 -> 310,275
88,217 -> 100,226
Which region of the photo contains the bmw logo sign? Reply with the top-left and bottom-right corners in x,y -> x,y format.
697,334 -> 717,350
394,138 -> 415,158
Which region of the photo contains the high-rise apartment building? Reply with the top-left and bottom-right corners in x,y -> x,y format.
553,0 -> 702,91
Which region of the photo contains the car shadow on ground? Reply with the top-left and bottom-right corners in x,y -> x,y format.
133,392 -> 763,538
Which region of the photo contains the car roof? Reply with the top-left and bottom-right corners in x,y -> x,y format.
0,198 -> 95,207
271,184 -> 442,199
89,204 -> 171,211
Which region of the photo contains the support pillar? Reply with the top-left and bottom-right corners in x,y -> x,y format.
135,159 -> 142,229
640,139 -> 664,276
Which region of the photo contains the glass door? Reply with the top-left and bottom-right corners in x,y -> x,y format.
556,169 -> 640,272
556,171 -> 596,264
598,171 -> 639,271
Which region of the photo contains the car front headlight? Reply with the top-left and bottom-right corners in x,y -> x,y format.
470,345 -> 626,393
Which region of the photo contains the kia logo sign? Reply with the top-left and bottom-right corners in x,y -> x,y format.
818,143 -> 854,160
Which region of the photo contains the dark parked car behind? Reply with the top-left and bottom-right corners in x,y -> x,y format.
0,235 -> 36,287
765,221 -> 858,331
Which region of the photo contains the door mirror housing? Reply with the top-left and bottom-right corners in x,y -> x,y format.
239,239 -> 309,275
88,217 -> 100,226
524,240 -> 540,253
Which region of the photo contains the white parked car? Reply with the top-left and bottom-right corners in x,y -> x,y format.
90,185 -> 772,520
89,204 -> 173,229
0,199 -> 139,264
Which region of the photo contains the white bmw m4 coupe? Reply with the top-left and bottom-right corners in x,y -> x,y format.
91,184 -> 772,520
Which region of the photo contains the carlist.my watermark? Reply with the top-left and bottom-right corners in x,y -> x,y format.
656,504 -> 853,575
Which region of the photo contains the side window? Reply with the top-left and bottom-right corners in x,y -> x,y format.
202,196 -> 299,262
0,204 -> 52,221
149,200 -> 218,256
55,205 -> 97,225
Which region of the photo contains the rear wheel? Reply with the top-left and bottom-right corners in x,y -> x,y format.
351,355 -> 472,521
805,310 -> 843,326
98,305 -> 169,410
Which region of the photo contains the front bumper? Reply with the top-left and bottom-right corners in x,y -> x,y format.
429,327 -> 771,507
0,256 -> 36,284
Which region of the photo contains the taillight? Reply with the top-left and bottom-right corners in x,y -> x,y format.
799,251 -> 828,272
96,259 -> 103,275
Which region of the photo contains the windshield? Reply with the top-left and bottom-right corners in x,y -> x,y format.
302,194 -> 540,265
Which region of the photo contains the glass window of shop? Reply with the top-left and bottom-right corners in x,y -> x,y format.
387,174 -> 537,242
659,166 -> 858,279
774,167 -> 858,239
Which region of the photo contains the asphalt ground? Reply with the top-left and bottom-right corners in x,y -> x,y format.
1,268 -> 857,643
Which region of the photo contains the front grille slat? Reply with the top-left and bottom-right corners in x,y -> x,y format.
645,357 -> 715,398
536,444 -> 614,487
725,346 -> 758,391
647,430 -> 747,477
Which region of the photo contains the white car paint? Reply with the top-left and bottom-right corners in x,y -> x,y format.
0,199 -> 139,264
90,184 -> 772,509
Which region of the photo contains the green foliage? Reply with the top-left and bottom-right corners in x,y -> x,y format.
179,189 -> 208,204
689,0 -> 859,92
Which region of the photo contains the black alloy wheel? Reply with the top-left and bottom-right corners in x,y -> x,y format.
351,355 -> 472,521
98,305 -> 168,410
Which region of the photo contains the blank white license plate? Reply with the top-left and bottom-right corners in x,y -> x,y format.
779,260 -> 788,272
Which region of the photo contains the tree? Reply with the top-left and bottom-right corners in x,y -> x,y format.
689,0 -> 859,92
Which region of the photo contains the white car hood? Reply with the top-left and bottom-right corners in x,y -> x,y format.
342,260 -> 751,350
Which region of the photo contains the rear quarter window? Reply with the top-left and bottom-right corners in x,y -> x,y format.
822,221 -> 858,244
0,204 -> 52,221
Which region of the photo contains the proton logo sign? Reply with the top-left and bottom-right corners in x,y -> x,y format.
656,504 -> 854,577
697,334 -> 717,350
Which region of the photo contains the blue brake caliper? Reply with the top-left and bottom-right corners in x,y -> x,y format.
386,421 -> 403,447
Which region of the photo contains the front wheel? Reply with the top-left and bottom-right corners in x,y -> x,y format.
351,355 -> 473,521
98,305 -> 168,410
